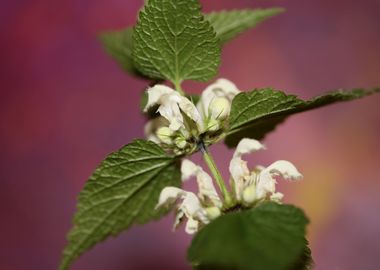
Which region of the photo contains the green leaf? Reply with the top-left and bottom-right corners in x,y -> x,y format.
60,140 -> 181,270
290,241 -> 314,270
206,8 -> 285,44
133,0 -> 221,85
100,28 -> 148,78
225,88 -> 380,147
188,202 -> 310,270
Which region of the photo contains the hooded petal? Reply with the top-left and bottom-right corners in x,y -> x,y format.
209,97 -> 231,120
157,98 -> 184,131
145,84 -> 187,131
144,84 -> 177,111
181,159 -> 198,181
255,160 -> 302,200
179,192 -> 209,225
197,78 -> 240,119
181,159 -> 222,208
233,138 -> 266,158
263,160 -> 303,180
156,187 -> 186,209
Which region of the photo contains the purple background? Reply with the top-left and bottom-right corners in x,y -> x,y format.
1,0 -> 380,269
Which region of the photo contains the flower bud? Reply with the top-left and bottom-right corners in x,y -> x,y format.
210,97 -> 230,120
205,206 -> 221,220
175,136 -> 187,149
156,127 -> 173,144
207,118 -> 220,131
242,184 -> 257,205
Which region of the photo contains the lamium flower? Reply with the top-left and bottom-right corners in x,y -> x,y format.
144,79 -> 240,153
156,138 -> 303,234
229,138 -> 303,206
156,159 -> 222,234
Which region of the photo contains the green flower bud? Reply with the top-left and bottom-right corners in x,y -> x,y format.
205,206 -> 221,220
175,137 -> 187,149
242,184 -> 257,205
207,118 -> 220,131
156,126 -> 173,144
210,97 -> 230,120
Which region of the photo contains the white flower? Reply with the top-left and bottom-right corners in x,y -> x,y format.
197,78 -> 240,130
145,84 -> 202,132
144,116 -> 169,144
229,138 -> 302,205
197,79 -> 239,118
156,160 -> 222,234
156,138 -> 303,234
181,159 -> 222,208
145,79 -> 240,149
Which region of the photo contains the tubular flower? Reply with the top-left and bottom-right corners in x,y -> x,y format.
229,138 -> 303,206
156,159 -> 222,234
144,79 -> 240,153
197,78 -> 240,131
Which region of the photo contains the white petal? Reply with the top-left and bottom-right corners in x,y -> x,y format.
144,84 -> 177,111
181,160 -> 222,208
229,157 -> 250,201
181,159 -> 198,181
209,97 -> 230,120
157,100 -> 184,131
256,172 -> 276,200
144,117 -> 169,143
263,160 -> 303,180
178,97 -> 203,129
172,210 -> 185,231
270,192 -> 284,202
197,170 -> 222,208
144,120 -> 160,143
212,78 -> 240,97
197,78 -> 240,118
233,138 -> 266,158
156,187 -> 186,209
185,217 -> 199,234
180,192 -> 209,224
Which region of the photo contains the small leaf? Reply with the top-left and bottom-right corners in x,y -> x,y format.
133,0 -> 221,84
188,202 -> 310,270
225,88 -> 380,147
100,28 -> 147,78
60,140 -> 181,270
206,8 -> 284,44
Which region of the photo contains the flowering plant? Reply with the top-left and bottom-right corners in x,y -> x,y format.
59,1 -> 379,269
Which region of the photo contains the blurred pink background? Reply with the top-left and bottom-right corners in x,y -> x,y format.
1,0 -> 380,269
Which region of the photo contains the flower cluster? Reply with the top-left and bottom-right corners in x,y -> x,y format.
156,138 -> 303,234
144,79 -> 240,154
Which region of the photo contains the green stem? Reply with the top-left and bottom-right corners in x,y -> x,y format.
201,144 -> 233,207
174,80 -> 185,95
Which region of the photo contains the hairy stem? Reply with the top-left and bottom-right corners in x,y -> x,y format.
200,142 -> 233,207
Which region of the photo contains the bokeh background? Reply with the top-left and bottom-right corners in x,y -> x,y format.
1,0 -> 380,269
